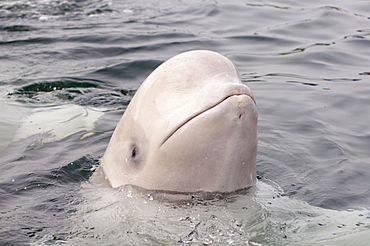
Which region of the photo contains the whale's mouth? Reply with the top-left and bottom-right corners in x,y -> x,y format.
160,93 -> 255,147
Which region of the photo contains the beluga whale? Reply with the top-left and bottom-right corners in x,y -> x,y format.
101,50 -> 257,193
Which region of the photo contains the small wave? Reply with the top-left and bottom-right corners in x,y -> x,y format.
0,0 -> 117,20
7,77 -> 133,107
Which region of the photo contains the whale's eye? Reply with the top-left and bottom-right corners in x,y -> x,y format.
131,147 -> 137,158
130,144 -> 139,162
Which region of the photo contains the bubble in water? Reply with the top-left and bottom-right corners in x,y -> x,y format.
127,190 -> 133,198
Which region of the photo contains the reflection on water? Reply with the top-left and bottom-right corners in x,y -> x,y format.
1,0 -> 370,244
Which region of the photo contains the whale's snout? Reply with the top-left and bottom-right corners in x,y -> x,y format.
226,94 -> 256,121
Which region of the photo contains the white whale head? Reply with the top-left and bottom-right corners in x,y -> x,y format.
101,50 -> 257,193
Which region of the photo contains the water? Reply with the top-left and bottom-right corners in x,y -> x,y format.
1,0 -> 370,244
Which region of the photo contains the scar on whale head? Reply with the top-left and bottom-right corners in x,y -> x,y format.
100,50 -> 257,193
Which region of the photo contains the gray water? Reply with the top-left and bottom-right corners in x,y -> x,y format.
1,0 -> 370,245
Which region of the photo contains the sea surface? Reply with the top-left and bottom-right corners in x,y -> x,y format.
1,0 -> 370,245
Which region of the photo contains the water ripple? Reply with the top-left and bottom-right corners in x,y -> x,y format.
1,0 -> 370,244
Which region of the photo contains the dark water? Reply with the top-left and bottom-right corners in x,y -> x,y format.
1,0 -> 370,244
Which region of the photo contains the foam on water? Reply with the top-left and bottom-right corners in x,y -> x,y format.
35,176 -> 369,245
